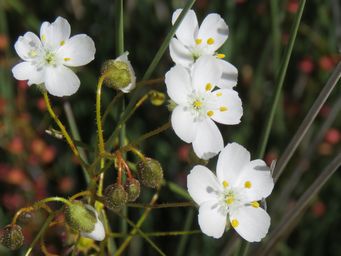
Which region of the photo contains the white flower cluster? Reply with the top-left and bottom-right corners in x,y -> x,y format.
166,9 -> 274,242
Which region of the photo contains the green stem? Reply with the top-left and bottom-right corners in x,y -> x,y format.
127,201 -> 195,209
37,197 -> 72,207
270,0 -> 281,71
109,230 -> 201,238
273,61 -> 341,182
96,75 -> 106,154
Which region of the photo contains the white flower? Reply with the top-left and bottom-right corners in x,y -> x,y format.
165,55 -> 243,160
12,17 -> 96,97
115,52 -> 136,93
187,143 -> 274,242
80,205 -> 105,241
170,9 -> 238,89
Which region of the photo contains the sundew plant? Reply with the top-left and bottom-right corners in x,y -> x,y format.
0,0 -> 340,255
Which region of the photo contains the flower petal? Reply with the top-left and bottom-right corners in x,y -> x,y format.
198,13 -> 229,51
191,55 -> 222,93
217,59 -> 238,89
40,17 -> 71,49
207,89 -> 243,125
115,52 -> 136,93
172,9 -> 198,47
14,32 -> 42,61
198,200 -> 227,239
187,165 -> 221,205
192,118 -> 224,160
44,65 -> 80,97
59,34 -> 96,67
171,106 -> 198,143
216,143 -> 250,185
229,206 -> 270,242
169,38 -> 194,67
165,65 -> 192,105
236,160 -> 274,201
12,61 -> 44,85
80,205 -> 105,241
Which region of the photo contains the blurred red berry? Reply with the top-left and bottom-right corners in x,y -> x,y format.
59,177 -> 75,194
41,146 -> 56,164
318,142 -> 332,156
8,137 -> 24,154
0,34 -> 8,50
7,168 -> 28,186
298,57 -> 314,74
287,0 -> 299,13
324,128 -> 340,145
178,144 -> 191,162
37,97 -> 47,111
311,201 -> 326,218
31,138 -> 46,156
1,193 -> 25,211
264,150 -> 278,167
319,56 -> 335,71
17,80 -> 28,90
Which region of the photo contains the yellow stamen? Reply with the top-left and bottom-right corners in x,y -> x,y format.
222,180 -> 229,188
216,92 -> 222,97
231,219 -> 239,228
226,197 -> 234,205
251,201 -> 260,208
244,181 -> 252,189
41,34 -> 46,41
195,38 -> 202,45
207,37 -> 215,45
193,100 -> 203,109
220,106 -> 228,112
207,111 -> 214,117
60,40 -> 65,46
28,50 -> 37,58
216,53 -> 225,59
64,58 -> 71,61
205,83 -> 212,91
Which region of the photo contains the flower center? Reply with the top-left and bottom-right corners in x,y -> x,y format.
44,51 -> 57,65
192,100 -> 203,110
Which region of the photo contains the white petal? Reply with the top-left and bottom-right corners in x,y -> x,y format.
236,160 -> 274,201
198,200 -> 227,239
59,34 -> 96,67
14,32 -> 42,61
216,59 -> 238,89
229,206 -> 270,242
115,52 -> 136,93
165,65 -> 192,105
187,165 -> 221,205
191,55 -> 222,93
192,118 -> 224,160
80,205 -> 105,241
198,13 -> 229,51
216,143 -> 250,185
44,65 -> 80,97
40,17 -> 71,49
207,89 -> 243,125
169,38 -> 194,67
172,9 -> 198,47
12,62 -> 44,85
171,106 -> 198,143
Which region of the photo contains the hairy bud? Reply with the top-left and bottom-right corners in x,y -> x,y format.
64,202 -> 97,234
0,225 -> 24,250
137,158 -> 164,188
125,178 -> 141,202
104,183 -> 128,209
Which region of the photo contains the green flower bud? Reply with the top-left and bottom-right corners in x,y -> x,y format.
0,225 -> 24,250
101,52 -> 136,93
104,183 -> 128,209
149,90 -> 166,106
137,158 -> 164,189
64,202 -> 97,233
125,178 -> 141,202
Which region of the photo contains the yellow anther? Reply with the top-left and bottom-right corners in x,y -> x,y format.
216,92 -> 222,97
64,58 -> 71,61
195,38 -> 202,45
244,181 -> 252,189
41,34 -> 46,41
220,106 -> 228,112
231,219 -> 239,228
207,111 -> 214,117
216,53 -> 225,59
193,100 -> 203,109
60,40 -> 65,46
251,201 -> 260,208
226,197 -> 234,205
222,180 -> 229,188
205,83 -> 212,91
28,50 -> 37,58
207,37 -> 215,45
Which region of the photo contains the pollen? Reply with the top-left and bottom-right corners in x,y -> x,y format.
226,196 -> 234,205
231,219 -> 239,228
60,40 -> 65,46
41,34 -> 46,41
244,181 -> 252,189
216,53 -> 225,59
205,83 -> 212,91
207,111 -> 214,117
220,106 -> 228,112
64,58 -> 71,61
222,180 -> 229,188
207,38 -> 215,45
195,38 -> 202,45
216,92 -> 222,97
193,100 -> 203,109
251,201 -> 260,208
